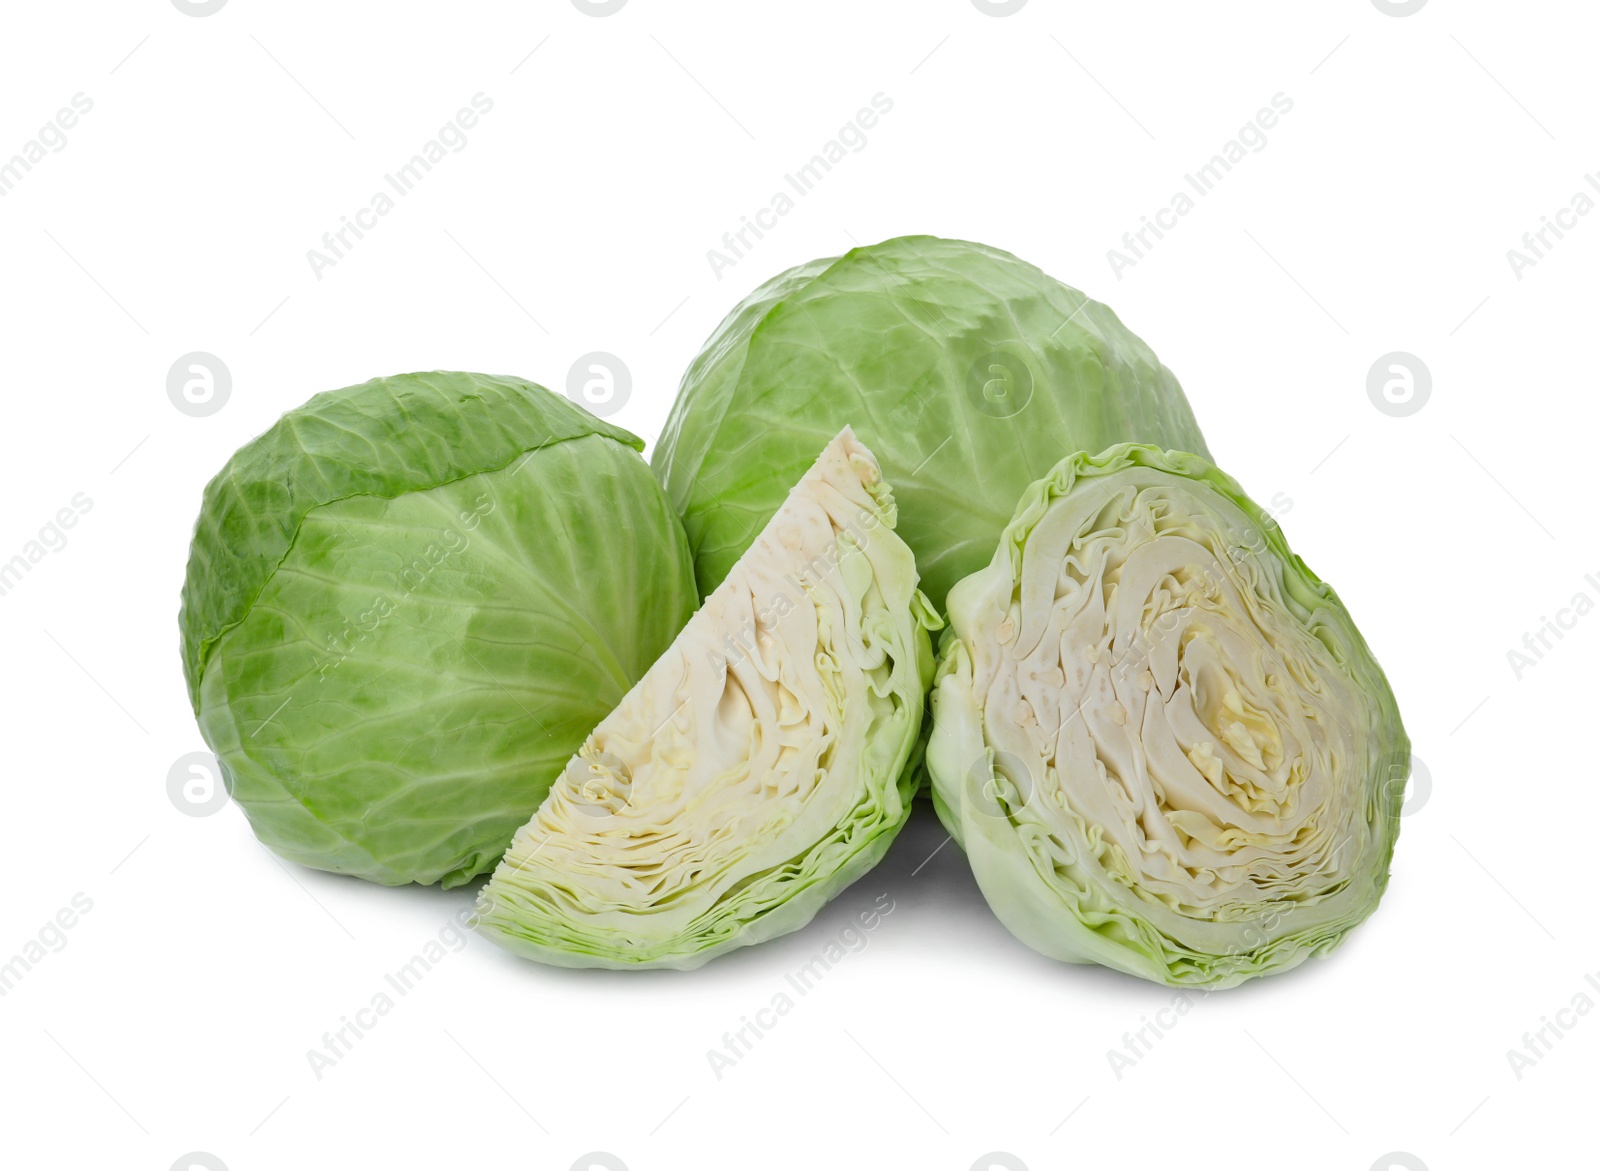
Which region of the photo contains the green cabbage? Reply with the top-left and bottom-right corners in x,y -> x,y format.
927,444 -> 1407,988
179,371 -> 697,888
474,429 -> 938,968
653,235 -> 1211,614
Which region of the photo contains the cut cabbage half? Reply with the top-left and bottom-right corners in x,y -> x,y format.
474,428 -> 938,969
928,444 -> 1408,988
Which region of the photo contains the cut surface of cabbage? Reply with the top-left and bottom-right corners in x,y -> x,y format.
475,428 -> 938,969
928,444 -> 1407,988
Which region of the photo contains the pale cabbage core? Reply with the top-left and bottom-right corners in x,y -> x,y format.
476,429 -> 929,967
957,464 -> 1391,972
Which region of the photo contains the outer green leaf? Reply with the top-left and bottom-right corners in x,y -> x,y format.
653,235 -> 1211,614
928,443 -> 1408,988
181,372 -> 697,887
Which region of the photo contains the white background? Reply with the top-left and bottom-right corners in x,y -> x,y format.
0,2 -> 1593,1169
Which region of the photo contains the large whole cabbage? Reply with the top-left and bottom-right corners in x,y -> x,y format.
179,372 -> 697,887
653,235 -> 1211,613
475,429 -> 938,968
927,444 -> 1408,988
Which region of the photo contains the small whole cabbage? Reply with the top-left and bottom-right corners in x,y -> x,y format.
179,371 -> 697,888
927,444 -> 1408,987
653,235 -> 1211,614
475,429 -> 938,968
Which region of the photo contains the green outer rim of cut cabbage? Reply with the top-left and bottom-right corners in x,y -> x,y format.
179,371 -> 641,711
476,801 -> 919,972
928,442 -> 1408,988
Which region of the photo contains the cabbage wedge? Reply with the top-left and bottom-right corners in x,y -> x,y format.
475,429 -> 939,969
928,444 -> 1407,988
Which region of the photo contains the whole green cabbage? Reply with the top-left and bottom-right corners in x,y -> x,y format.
653,235 -> 1211,613
927,444 -> 1408,987
179,371 -> 697,888
475,429 -> 938,968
